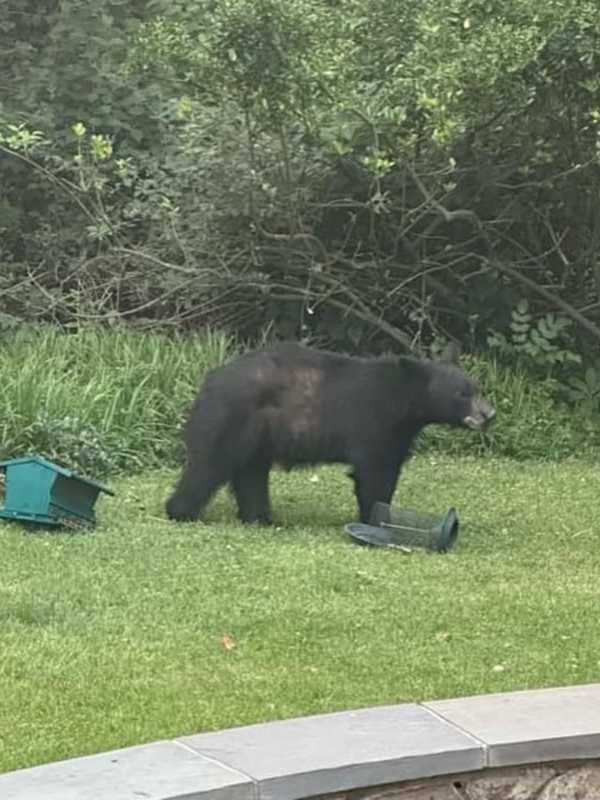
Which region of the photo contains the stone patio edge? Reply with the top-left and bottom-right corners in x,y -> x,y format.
1,683 -> 599,799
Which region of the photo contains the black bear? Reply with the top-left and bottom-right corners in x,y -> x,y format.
166,341 -> 495,525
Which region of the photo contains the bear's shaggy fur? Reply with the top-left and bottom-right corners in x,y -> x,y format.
166,342 -> 495,525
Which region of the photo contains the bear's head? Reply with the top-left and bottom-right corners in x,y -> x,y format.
423,343 -> 496,431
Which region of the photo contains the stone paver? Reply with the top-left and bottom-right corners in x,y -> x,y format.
0,740 -> 254,800
179,703 -> 484,800
2,684 -> 600,799
425,683 -> 600,767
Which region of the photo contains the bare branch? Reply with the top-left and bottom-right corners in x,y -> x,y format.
489,258 -> 600,342
404,162 -> 483,228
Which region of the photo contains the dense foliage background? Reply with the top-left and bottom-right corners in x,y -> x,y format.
3,0 -> 600,463
3,8 -> 600,776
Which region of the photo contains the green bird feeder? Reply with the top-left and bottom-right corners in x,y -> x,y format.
345,501 -> 459,553
0,455 -> 114,529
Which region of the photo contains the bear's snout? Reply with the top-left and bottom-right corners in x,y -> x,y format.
463,397 -> 496,430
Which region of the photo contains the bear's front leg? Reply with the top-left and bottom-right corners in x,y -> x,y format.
350,456 -> 400,524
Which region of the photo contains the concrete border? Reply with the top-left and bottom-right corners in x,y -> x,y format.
1,683 -> 599,799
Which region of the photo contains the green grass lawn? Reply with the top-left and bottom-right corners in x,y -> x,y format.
2,455 -> 600,774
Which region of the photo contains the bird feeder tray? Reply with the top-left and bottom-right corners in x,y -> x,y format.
0,455 -> 114,528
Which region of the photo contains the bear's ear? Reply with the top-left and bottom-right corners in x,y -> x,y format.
438,341 -> 462,364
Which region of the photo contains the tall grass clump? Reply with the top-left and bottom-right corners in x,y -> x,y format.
0,325 -> 236,475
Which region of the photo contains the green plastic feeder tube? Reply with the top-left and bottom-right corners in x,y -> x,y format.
368,501 -> 460,552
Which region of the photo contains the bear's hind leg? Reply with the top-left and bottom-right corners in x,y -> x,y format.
231,460 -> 273,525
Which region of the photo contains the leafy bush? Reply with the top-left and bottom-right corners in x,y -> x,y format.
487,300 -> 582,376
3,1 -> 600,356
563,365 -> 600,415
18,414 -> 117,478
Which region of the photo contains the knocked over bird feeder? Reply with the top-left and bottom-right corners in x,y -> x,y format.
0,455 -> 114,528
345,501 -> 459,553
